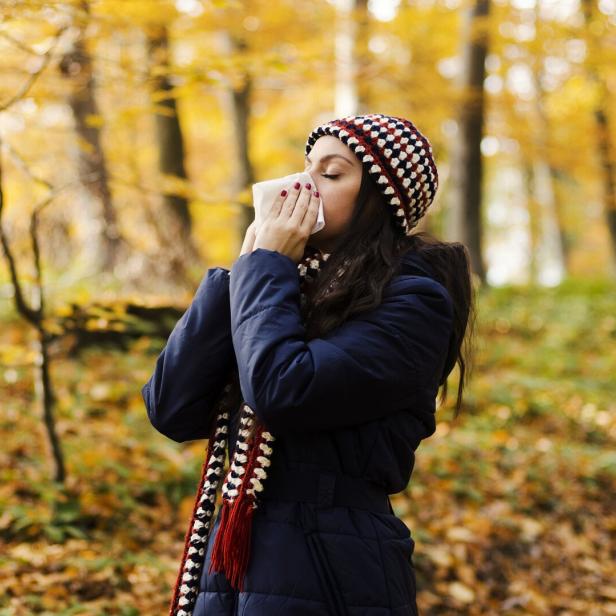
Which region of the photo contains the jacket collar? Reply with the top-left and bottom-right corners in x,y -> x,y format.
396,249 -> 438,279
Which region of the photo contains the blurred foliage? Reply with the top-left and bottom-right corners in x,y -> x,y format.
1,0 -> 616,613
0,279 -> 614,614
1,0 -> 615,282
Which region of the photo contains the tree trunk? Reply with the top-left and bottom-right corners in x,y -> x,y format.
582,0 -> 616,273
335,0 -> 359,116
354,0 -> 371,114
0,145 -> 66,484
529,0 -> 570,279
550,167 -> 573,270
34,325 -> 66,483
523,162 -> 541,286
146,24 -> 201,268
58,0 -> 123,273
215,32 -> 256,254
447,0 -> 490,284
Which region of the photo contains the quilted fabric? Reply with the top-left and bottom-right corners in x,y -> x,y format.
142,247 -> 454,615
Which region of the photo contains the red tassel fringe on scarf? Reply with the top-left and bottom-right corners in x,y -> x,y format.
208,424 -> 267,591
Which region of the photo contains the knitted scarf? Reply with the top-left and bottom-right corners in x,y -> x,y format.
168,244 -> 332,616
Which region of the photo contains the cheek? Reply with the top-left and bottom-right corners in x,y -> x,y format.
320,183 -> 357,223
320,190 -> 342,222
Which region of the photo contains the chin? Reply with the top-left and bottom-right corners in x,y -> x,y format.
310,228 -> 330,241
307,234 -> 337,254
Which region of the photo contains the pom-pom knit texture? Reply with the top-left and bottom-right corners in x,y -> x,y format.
305,113 -> 439,235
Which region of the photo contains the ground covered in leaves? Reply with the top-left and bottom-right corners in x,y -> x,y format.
1,278 -> 615,615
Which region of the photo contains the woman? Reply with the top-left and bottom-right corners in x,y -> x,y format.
142,113 -> 475,615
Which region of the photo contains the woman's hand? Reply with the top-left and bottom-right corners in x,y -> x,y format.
253,181 -> 320,264
239,221 -> 257,257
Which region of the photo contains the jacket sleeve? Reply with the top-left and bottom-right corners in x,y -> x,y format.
141,267 -> 235,443
228,248 -> 454,435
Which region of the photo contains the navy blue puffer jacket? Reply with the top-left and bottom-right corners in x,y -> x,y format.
142,247 -> 455,615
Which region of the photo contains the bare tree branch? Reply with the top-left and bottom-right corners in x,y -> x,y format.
0,25 -> 68,112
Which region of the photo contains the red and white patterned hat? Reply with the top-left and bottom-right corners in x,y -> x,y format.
305,113 -> 439,235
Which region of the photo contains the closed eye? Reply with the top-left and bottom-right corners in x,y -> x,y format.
321,174 -> 339,180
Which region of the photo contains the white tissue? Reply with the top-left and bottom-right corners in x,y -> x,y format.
252,171 -> 325,236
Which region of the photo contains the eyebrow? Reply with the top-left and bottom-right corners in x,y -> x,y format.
305,153 -> 354,166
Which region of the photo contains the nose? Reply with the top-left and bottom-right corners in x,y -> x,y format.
305,171 -> 320,194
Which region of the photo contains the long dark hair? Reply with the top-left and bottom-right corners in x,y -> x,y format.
301,165 -> 476,418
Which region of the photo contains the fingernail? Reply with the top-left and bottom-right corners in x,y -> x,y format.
281,189 -> 288,196
314,190 -> 319,198
294,181 -> 301,189
305,183 -> 311,190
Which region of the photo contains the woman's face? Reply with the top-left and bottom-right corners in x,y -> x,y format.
303,135 -> 363,253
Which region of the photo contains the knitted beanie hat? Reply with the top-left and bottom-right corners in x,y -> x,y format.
305,113 -> 439,235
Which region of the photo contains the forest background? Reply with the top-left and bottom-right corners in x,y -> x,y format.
1,0 -> 615,614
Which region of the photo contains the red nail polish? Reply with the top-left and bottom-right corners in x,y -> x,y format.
305,183 -> 311,190
294,181 -> 301,189
281,189 -> 288,196
314,191 -> 319,198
